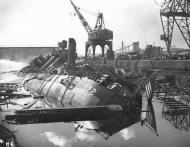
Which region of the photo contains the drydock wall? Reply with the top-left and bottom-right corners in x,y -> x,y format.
116,60 -> 190,70
0,47 -> 58,61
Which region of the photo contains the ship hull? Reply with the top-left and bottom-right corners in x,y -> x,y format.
22,74 -> 134,109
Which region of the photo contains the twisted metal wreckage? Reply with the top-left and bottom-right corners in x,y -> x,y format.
0,38 -> 157,139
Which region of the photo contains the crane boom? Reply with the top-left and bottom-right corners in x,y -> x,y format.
69,0 -> 114,60
70,0 -> 93,33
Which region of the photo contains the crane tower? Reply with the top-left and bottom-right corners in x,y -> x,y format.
69,0 -> 114,60
160,0 -> 190,54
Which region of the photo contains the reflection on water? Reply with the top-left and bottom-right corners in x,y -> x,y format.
41,131 -> 71,147
162,111 -> 190,131
144,102 -> 158,136
41,129 -> 99,147
155,73 -> 190,132
74,100 -> 143,139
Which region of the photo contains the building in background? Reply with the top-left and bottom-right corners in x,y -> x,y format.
0,47 -> 58,62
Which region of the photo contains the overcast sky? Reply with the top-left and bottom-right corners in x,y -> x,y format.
0,0 -> 187,55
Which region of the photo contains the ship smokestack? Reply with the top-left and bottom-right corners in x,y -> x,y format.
67,38 -> 76,69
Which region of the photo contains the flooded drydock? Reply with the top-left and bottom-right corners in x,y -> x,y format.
0,59 -> 190,147
1,0 -> 190,146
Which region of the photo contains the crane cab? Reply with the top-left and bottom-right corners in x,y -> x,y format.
89,29 -> 113,41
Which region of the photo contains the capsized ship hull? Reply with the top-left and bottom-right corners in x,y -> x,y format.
22,73 -> 140,109
18,72 -> 142,139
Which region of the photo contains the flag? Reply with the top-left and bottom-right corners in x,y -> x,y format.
145,74 -> 155,102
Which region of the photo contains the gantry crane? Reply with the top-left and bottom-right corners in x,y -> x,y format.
69,0 -> 114,60
160,0 -> 190,54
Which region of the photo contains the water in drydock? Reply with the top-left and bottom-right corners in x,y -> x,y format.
1,60 -> 190,147
0,60 -> 27,83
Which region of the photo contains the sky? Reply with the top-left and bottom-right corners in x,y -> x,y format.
0,0 -> 188,55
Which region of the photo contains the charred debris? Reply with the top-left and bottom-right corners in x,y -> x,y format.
0,0 -> 158,139
0,38 -> 155,123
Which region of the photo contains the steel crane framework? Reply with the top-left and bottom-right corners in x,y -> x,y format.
69,0 -> 114,60
160,0 -> 190,53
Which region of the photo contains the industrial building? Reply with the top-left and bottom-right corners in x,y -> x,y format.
0,47 -> 57,61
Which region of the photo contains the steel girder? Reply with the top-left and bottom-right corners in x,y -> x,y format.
160,0 -> 190,53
